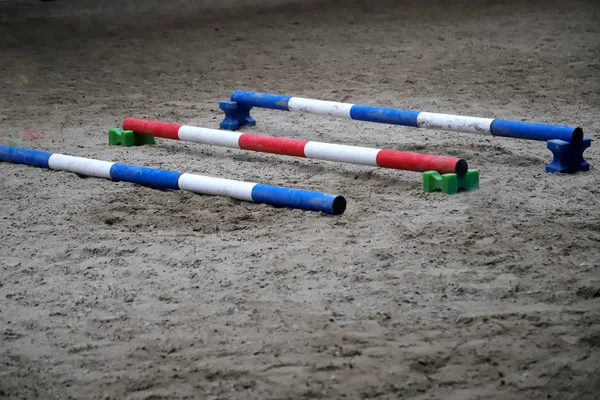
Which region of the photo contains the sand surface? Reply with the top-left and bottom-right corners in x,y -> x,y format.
1,0 -> 600,399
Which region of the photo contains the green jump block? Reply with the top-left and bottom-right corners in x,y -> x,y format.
108,128 -> 155,147
423,169 -> 480,195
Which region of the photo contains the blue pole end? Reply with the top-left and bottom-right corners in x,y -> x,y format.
251,184 -> 346,215
491,120 -> 583,142
0,145 -> 52,168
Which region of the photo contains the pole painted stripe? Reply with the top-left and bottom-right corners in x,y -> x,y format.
303,141 -> 380,166
288,97 -> 354,119
231,90 -> 291,111
0,145 -> 52,168
109,164 -> 182,190
251,184 -> 346,215
238,133 -> 308,157
490,120 -> 583,142
350,105 -> 420,127
123,118 -> 182,140
178,125 -> 242,149
177,173 -> 255,201
376,150 -> 465,175
48,154 -> 114,179
417,112 -> 493,134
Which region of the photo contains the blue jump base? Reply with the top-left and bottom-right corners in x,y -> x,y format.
546,137 -> 591,174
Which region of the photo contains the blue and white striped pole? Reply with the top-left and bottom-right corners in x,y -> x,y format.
220,90 -> 583,143
0,145 -> 347,215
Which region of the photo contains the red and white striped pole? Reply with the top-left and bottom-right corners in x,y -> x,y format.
122,118 -> 468,176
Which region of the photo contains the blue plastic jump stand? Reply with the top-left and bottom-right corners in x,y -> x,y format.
546,137 -> 591,174
219,101 -> 255,131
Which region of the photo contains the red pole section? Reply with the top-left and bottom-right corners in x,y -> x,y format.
238,134 -> 309,157
376,150 -> 467,175
122,118 -> 468,176
123,118 -> 182,140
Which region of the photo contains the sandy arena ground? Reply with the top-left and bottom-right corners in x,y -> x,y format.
1,0 -> 599,398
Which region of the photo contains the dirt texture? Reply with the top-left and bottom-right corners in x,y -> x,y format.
1,0 -> 600,399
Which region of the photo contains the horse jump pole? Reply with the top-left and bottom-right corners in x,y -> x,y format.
0,145 -> 347,215
219,90 -> 583,143
121,118 -> 469,176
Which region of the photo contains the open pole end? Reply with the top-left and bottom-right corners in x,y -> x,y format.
331,195 -> 347,215
572,127 -> 584,143
455,159 -> 469,177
